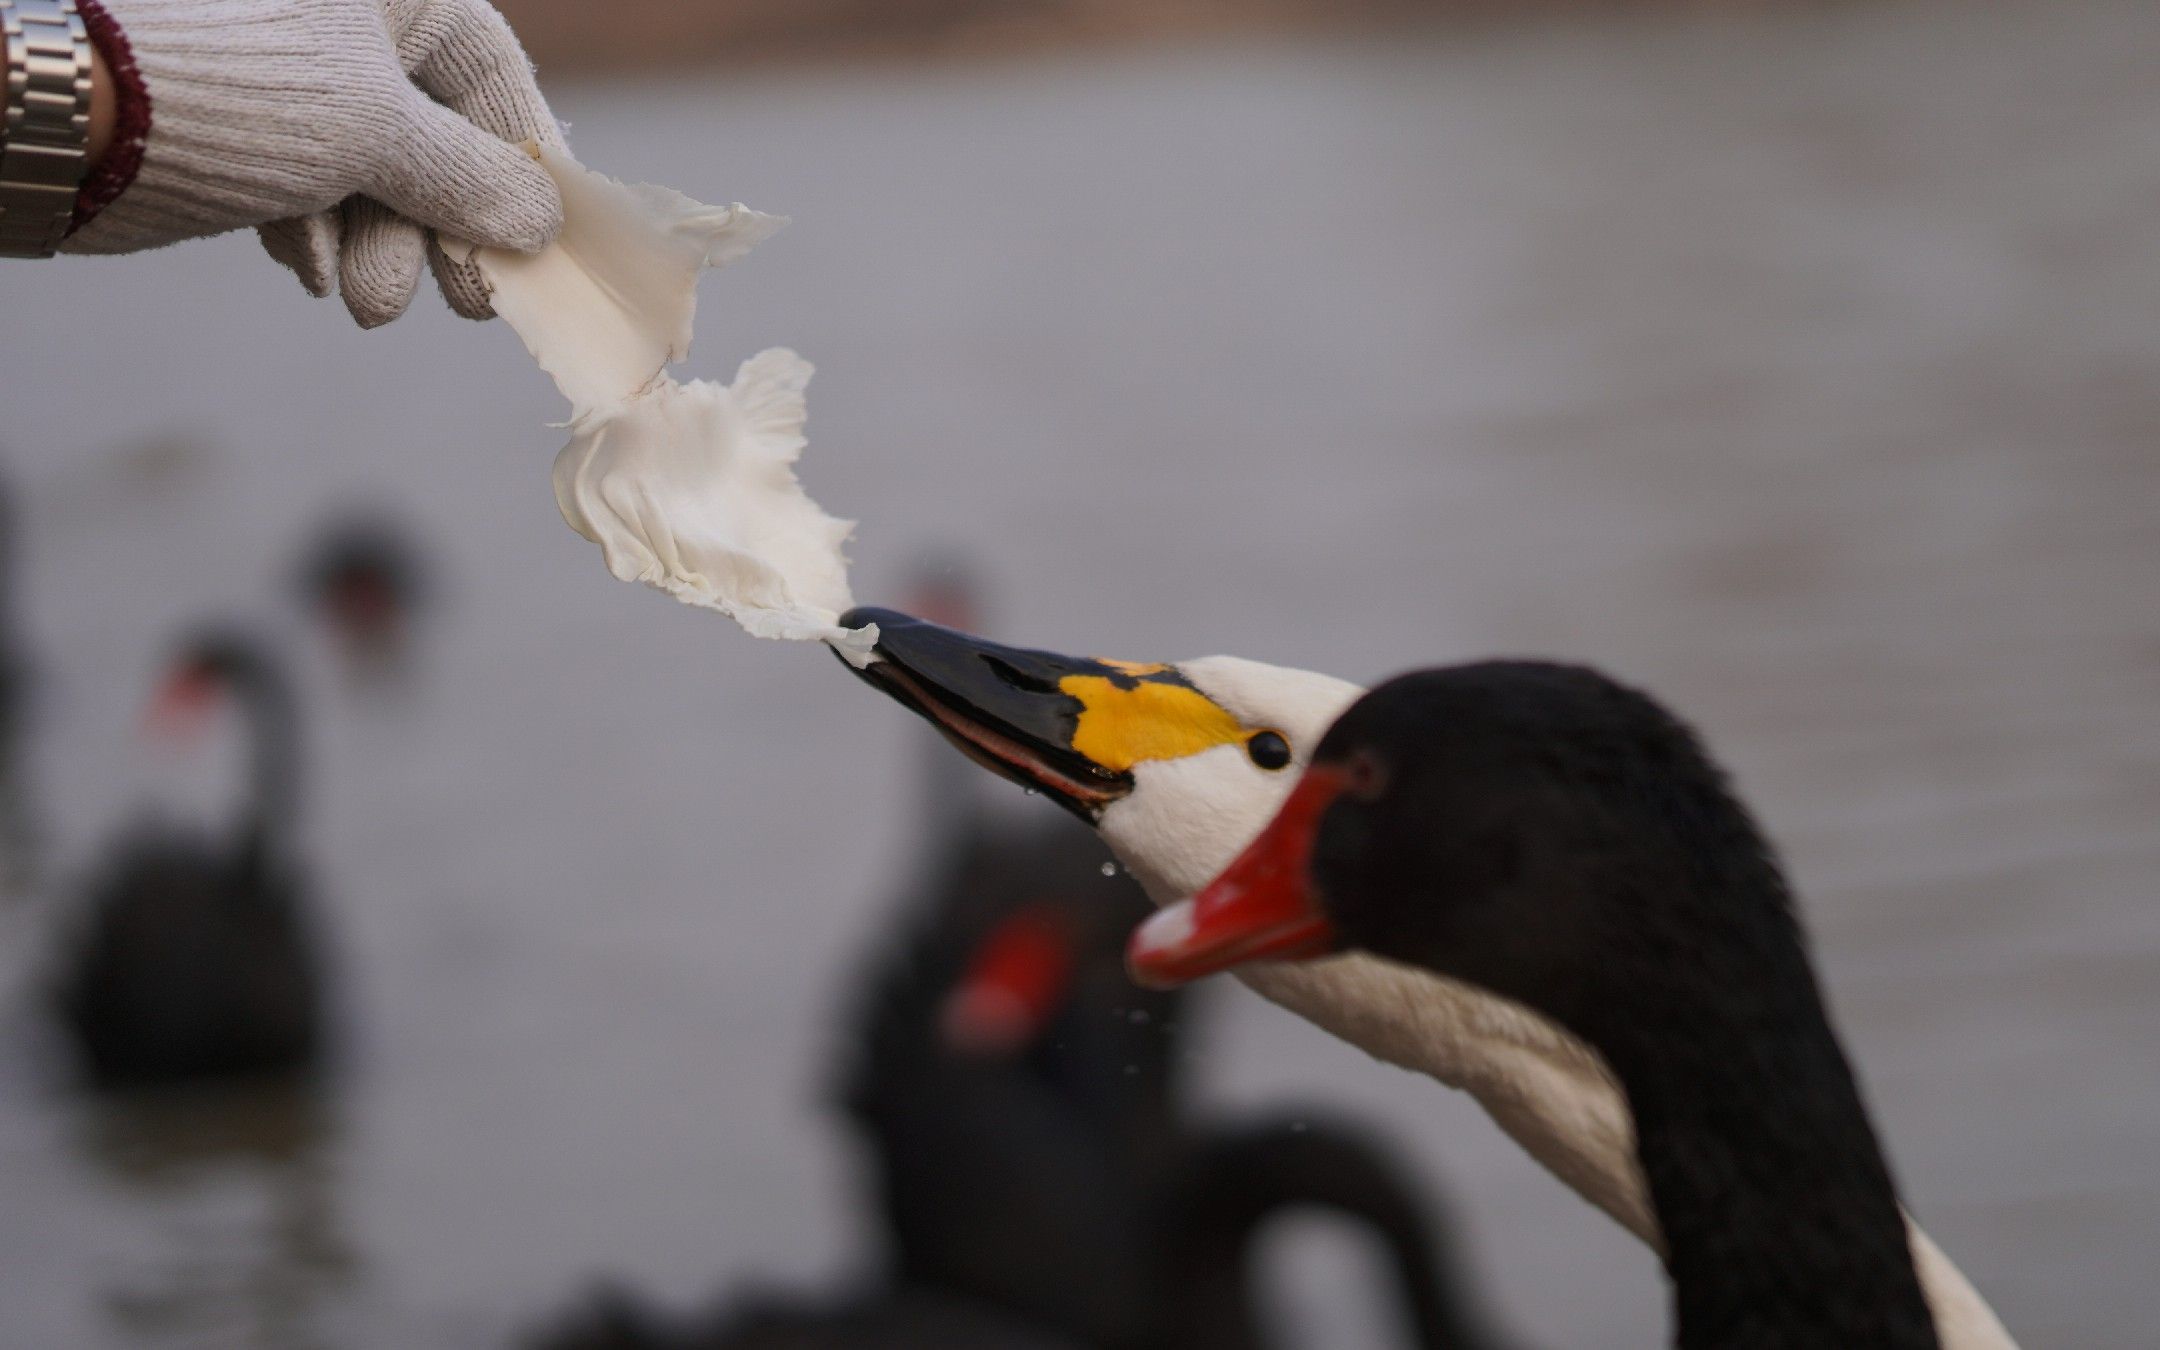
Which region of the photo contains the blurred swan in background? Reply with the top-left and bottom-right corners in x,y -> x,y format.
52,628 -> 328,1088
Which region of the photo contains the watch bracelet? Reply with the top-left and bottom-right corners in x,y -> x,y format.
0,0 -> 92,258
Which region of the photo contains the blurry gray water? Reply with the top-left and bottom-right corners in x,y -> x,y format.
2,0 -> 2156,1344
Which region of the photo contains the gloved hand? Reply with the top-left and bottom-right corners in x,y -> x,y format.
63,0 -> 566,328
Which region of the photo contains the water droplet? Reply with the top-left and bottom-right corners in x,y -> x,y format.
1099,861 -> 1118,877
1127,1009 -> 1151,1025
1022,787 -> 1037,796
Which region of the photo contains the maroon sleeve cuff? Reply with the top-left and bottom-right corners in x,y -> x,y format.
69,0 -> 150,235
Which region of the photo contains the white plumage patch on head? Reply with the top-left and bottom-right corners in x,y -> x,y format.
1178,656 -> 1363,759
1097,656 -> 1362,906
1101,746 -> 1273,904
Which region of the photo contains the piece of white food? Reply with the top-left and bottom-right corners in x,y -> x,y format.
466,147 -> 876,660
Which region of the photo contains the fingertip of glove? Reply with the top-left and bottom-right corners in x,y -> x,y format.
340,217 -> 426,330
341,263 -> 417,329
497,168 -> 563,254
380,96 -> 566,254
451,289 -> 499,320
432,255 -> 499,321
497,218 -> 556,255
346,296 -> 407,330
257,218 -> 340,298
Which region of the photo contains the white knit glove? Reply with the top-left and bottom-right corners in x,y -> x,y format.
63,0 -> 566,327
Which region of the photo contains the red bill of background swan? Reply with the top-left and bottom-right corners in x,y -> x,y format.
832,607 -> 2016,1349
453,147 -> 875,661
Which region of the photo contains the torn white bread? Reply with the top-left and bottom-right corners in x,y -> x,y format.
463,147 -> 876,659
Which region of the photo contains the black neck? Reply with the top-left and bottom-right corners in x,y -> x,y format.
228,656 -> 301,865
1170,1122 -> 1505,1350
1587,936 -> 1939,1350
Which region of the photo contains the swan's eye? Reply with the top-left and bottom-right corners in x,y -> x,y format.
1246,730 -> 1292,771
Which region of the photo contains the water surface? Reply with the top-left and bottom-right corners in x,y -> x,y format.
2,0 -> 2154,1343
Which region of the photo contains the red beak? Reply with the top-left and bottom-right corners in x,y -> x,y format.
143,666 -> 221,741
1125,765 -> 1348,988
939,904 -> 1078,1057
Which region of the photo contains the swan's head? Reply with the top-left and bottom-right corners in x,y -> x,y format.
835,607 -> 1362,904
145,627 -> 275,739
1126,662 -> 1775,1026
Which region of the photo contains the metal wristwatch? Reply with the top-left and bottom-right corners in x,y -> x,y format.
0,0 -> 94,258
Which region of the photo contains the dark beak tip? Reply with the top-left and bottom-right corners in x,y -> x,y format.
838,605 -> 910,634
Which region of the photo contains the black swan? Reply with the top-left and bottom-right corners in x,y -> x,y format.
53,629 -> 325,1088
1130,662 -> 1944,1349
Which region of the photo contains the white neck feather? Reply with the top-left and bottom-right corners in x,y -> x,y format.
1233,955 -> 1657,1238
1105,770 -> 2014,1345
1229,946 -> 2014,1347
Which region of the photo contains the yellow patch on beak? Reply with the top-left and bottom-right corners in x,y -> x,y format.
1097,658 -> 1171,678
1060,674 -> 1247,772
